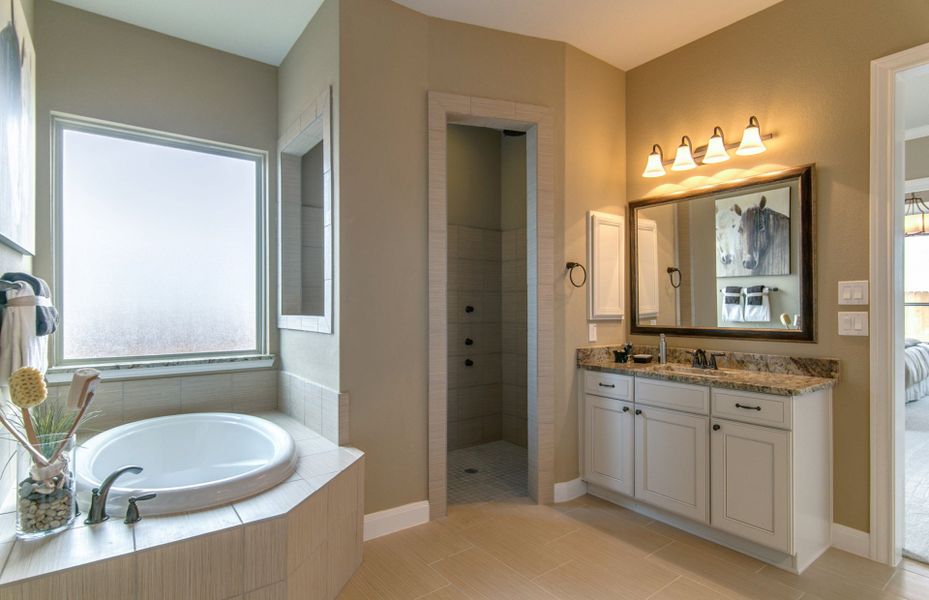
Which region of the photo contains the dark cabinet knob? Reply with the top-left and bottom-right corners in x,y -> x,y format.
712,424 -> 721,431
622,406 -> 630,413
465,338 -> 474,346
465,305 -> 475,313
464,359 -> 474,366
635,409 -> 642,415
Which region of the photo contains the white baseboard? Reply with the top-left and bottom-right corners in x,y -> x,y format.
831,523 -> 871,558
554,478 -> 588,503
363,500 -> 430,541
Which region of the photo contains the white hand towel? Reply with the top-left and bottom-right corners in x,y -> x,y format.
743,286 -> 771,322
721,287 -> 743,322
0,282 -> 48,385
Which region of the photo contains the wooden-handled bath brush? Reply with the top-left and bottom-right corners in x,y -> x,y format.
9,366 -> 47,446
48,369 -> 100,463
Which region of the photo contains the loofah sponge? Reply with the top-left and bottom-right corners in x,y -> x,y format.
9,367 -> 48,409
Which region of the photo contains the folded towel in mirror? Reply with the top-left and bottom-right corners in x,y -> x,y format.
721,286 -> 743,322
743,285 -> 771,322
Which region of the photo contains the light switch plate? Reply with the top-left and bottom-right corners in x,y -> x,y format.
838,280 -> 868,305
588,323 -> 598,342
838,311 -> 869,336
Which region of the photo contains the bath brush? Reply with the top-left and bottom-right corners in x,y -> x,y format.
49,369 -> 101,463
9,366 -> 47,446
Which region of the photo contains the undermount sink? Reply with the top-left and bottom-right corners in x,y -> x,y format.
649,364 -> 734,378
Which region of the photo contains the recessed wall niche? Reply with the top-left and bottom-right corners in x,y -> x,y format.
278,87 -> 333,333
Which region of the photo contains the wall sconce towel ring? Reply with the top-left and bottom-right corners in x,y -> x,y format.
566,262 -> 587,288
667,267 -> 682,289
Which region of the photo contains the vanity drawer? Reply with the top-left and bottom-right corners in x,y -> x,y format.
585,370 -> 633,400
711,389 -> 793,430
635,378 -> 709,415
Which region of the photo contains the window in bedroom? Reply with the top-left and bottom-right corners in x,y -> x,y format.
52,114 -> 267,365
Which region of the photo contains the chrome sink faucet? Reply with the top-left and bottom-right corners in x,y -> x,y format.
659,334 -> 667,364
85,465 -> 143,524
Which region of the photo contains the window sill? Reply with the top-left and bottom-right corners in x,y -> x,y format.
46,354 -> 276,383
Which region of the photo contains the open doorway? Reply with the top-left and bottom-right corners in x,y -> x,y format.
903,71 -> 929,562
445,124 -> 528,504
870,41 -> 929,566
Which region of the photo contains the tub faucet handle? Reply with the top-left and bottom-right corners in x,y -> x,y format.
124,493 -> 157,524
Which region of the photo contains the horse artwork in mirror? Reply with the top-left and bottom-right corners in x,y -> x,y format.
278,86 -> 333,333
630,165 -> 815,341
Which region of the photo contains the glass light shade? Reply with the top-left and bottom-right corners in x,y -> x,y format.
702,130 -> 730,164
906,213 -> 928,236
737,116 -> 767,155
642,148 -> 666,178
671,137 -> 697,171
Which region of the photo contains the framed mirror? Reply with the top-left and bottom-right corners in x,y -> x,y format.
278,87 -> 333,333
629,165 -> 815,341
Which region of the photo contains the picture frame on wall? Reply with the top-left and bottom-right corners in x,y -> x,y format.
715,186 -> 790,278
0,0 -> 36,255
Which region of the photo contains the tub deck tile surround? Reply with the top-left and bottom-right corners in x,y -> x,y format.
0,412 -> 364,600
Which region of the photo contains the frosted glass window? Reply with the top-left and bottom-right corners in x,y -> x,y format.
55,119 -> 264,362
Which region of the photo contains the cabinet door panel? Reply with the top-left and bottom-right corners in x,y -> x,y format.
634,406 -> 708,523
711,419 -> 791,552
585,396 -> 634,495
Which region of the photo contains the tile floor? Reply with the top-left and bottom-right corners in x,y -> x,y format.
339,493 -> 929,599
447,441 -> 527,505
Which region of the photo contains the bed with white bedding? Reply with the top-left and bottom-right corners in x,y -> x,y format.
906,339 -> 929,403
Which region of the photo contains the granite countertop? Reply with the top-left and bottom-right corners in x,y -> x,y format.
578,358 -> 836,396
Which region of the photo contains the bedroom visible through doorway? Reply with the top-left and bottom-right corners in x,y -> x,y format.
902,68 -> 929,563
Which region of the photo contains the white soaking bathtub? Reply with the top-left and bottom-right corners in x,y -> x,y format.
76,412 -> 297,515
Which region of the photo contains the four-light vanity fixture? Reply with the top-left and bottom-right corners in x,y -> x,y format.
642,115 -> 772,178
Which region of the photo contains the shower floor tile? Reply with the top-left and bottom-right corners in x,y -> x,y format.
447,440 -> 527,504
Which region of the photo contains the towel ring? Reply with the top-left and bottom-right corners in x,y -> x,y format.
566,262 -> 587,288
666,267 -> 682,289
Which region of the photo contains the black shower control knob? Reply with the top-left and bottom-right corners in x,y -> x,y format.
465,338 -> 474,346
465,305 -> 475,313
465,359 -> 474,366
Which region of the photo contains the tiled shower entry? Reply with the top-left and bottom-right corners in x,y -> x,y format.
447,440 -> 528,504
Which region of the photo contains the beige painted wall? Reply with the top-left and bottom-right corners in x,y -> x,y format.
561,46 -> 627,481
447,125 -> 502,230
277,0 -> 341,390
337,0 -> 625,512
907,136 -> 929,181
32,0 -> 279,362
626,0 -> 929,532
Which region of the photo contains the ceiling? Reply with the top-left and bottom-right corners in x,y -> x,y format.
52,0 -> 324,65
391,0 -> 782,70
53,0 -> 781,70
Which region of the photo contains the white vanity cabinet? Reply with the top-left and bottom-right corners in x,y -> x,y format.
579,368 -> 833,574
583,371 -> 634,495
584,395 -> 634,495
634,404 -> 709,523
710,417 -> 790,551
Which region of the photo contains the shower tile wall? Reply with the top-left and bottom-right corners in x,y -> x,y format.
502,227 -> 528,448
448,224 -> 503,450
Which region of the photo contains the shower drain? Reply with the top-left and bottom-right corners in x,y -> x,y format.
464,468 -> 479,474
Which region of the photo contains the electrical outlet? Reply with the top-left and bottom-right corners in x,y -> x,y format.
588,323 -> 597,342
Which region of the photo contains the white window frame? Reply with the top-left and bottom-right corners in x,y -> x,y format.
50,113 -> 270,375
